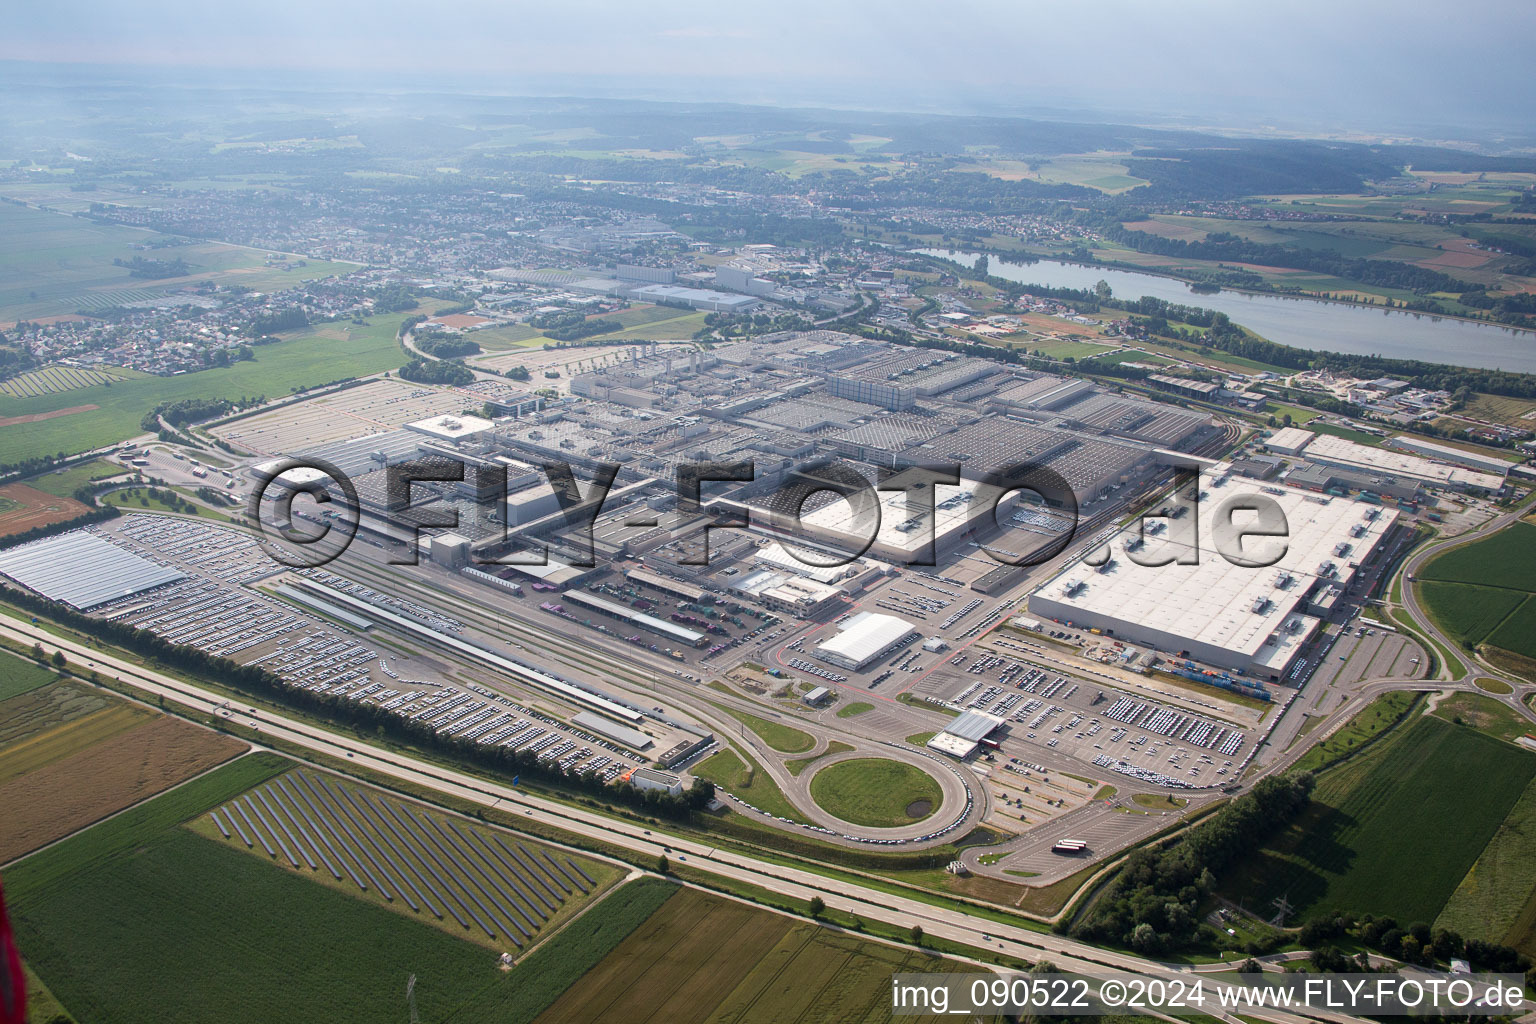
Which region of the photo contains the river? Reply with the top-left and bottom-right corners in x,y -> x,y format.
917,249 -> 1536,374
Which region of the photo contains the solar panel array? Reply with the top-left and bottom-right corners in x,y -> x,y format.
213,771 -> 596,947
0,529 -> 185,609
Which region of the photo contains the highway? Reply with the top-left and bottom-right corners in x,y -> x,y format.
0,608 -> 1363,1024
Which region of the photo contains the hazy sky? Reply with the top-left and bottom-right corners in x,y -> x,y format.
5,0 -> 1533,135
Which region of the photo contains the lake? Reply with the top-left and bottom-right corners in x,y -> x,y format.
917,250 -> 1536,374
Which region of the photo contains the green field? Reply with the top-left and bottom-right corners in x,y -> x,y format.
808,758 -> 942,829
581,310 -> 709,342
1421,521 -> 1536,591
1007,337 -> 1112,360
1437,774 -> 1536,955
22,458 -> 126,497
712,702 -> 815,753
1417,582 -> 1525,648
0,318 -> 410,464
1261,402 -> 1323,425
691,747 -> 810,823
1292,690 -> 1418,773
785,740 -> 853,777
6,752 -> 660,1024
1220,715 -> 1536,925
468,324 -> 543,351
0,649 -> 60,702
1419,522 -> 1536,658
1485,598 -> 1536,659
599,304 -> 699,329
532,884 -> 970,1024
836,702 -> 873,718
1432,691 -> 1536,745
0,202 -> 356,324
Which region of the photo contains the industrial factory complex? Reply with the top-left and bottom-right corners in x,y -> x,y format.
0,326 -> 1501,876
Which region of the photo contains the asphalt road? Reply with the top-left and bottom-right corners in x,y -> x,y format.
0,609 -> 1367,1024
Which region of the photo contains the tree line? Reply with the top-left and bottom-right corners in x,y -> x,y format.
1072,773 -> 1315,954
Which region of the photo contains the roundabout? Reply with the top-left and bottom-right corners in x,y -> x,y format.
807,756 -> 944,829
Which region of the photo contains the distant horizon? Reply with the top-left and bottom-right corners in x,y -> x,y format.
2,0 -> 1534,148
0,60 -> 1528,156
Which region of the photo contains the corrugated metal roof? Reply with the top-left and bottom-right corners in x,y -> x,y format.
572,710 -> 654,751
0,531 -> 185,610
945,710 -> 1006,743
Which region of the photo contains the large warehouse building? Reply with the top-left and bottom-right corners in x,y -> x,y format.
0,531 -> 185,610
816,611 -> 917,670
1261,428 -> 1506,493
1028,475 -> 1401,679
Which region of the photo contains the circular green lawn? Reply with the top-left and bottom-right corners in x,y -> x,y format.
808,757 -> 943,828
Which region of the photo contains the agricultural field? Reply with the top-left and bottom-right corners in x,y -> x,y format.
0,202 -> 358,325
0,482 -> 91,537
581,309 -> 710,342
0,675 -> 246,863
468,323 -> 543,351
1416,582 -> 1525,649
533,885 -> 971,1024
0,649 -> 60,701
1007,337 -> 1114,361
1220,713 -> 1536,928
194,769 -> 622,949
0,676 -> 114,747
1103,185 -> 1536,303
1436,773 -> 1536,955
5,753 -> 647,1024
595,304 -> 700,330
0,363 -> 141,398
807,758 -> 942,828
1485,599 -> 1536,660
956,153 -> 1149,194
0,701 -> 145,786
0,316 -> 412,464
460,304 -> 708,354
1418,521 -> 1536,659
1463,392 -> 1536,427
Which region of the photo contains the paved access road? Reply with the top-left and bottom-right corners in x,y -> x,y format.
0,610 -> 1365,1024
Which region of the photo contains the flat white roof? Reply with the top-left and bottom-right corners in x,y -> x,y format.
927,732 -> 979,758
406,414 -> 494,441
1265,427 -> 1315,454
1031,472 -> 1398,662
1389,435 -> 1512,476
755,540 -> 878,584
253,461 -> 334,488
1303,434 -> 1504,491
817,611 -> 915,663
793,482 -> 986,557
